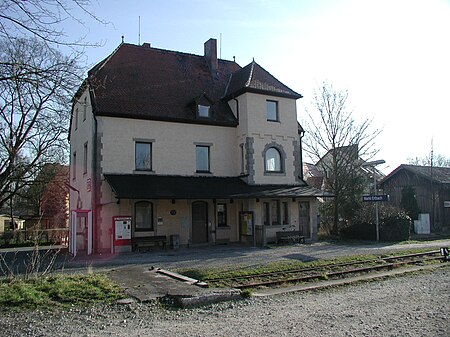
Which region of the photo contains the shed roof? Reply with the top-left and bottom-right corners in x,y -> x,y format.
381,164 -> 450,185
104,174 -> 328,200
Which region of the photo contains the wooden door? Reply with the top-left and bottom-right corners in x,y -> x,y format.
299,202 -> 311,238
192,201 -> 208,244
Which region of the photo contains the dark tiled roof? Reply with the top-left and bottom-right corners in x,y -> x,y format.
88,43 -> 241,126
104,174 -> 328,199
224,61 -> 302,99
381,164 -> 450,185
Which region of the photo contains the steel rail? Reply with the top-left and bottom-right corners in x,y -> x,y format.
206,250 -> 441,290
204,250 -> 440,284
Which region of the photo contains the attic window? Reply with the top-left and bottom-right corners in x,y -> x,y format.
198,105 -> 210,118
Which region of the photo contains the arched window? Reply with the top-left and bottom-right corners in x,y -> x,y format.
135,201 -> 153,231
265,147 -> 282,172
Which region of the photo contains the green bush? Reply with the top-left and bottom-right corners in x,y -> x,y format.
341,204 -> 411,241
379,206 -> 411,241
340,221 -> 375,240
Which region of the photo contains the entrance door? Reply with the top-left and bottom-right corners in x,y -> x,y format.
299,202 -> 311,238
192,201 -> 208,244
69,210 -> 92,256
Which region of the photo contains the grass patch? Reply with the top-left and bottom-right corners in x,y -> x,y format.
178,248 -> 443,287
0,273 -> 125,310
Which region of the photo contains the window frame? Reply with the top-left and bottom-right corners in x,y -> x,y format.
196,144 -> 211,173
83,142 -> 88,175
282,201 -> 289,224
263,202 -> 270,226
134,201 -> 154,232
271,200 -> 281,226
266,100 -> 279,122
264,147 -> 283,173
197,104 -> 210,118
75,108 -> 79,130
72,152 -> 77,180
135,141 -> 153,171
217,203 -> 227,227
83,96 -> 87,121
263,200 -> 282,226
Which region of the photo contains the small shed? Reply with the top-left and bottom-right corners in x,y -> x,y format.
380,165 -> 450,231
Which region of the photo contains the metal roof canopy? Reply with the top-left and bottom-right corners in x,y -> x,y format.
104,174 -> 329,200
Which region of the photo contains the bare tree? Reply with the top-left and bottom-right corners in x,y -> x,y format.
0,38 -> 82,210
302,83 -> 382,235
0,0 -> 104,49
408,155 -> 450,167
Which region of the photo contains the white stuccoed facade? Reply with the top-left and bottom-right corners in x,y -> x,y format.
69,41 -> 323,255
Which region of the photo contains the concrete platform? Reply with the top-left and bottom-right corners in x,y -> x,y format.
107,266 -> 242,308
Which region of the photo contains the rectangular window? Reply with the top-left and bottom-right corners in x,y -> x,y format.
217,203 -> 227,227
196,145 -> 210,172
271,200 -> 281,225
266,100 -> 278,121
83,97 -> 87,121
72,152 -> 76,180
75,108 -> 79,130
282,202 -> 289,224
83,142 -> 88,174
198,105 -> 210,118
135,142 -> 152,171
240,143 -> 245,174
263,202 -> 270,226
135,201 -> 154,231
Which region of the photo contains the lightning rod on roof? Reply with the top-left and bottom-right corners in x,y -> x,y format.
121,35 -> 124,43
138,16 -> 141,45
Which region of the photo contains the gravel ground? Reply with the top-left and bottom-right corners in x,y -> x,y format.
1,265 -> 449,337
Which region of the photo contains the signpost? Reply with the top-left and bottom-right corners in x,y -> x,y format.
363,195 -> 389,202
361,159 -> 386,242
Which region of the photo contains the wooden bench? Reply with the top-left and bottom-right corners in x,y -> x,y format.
276,231 -> 306,245
132,235 -> 167,251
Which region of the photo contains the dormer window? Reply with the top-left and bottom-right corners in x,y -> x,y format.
198,104 -> 210,118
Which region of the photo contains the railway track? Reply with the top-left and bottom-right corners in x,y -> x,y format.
203,250 -> 444,290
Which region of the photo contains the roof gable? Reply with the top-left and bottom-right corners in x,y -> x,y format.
87,43 -> 241,126
224,61 -> 302,99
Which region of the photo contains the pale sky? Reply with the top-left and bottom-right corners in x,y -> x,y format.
72,0 -> 450,174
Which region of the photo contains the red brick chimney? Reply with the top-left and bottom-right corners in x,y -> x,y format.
204,38 -> 218,77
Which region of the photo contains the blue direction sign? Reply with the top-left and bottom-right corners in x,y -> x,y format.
362,195 -> 389,202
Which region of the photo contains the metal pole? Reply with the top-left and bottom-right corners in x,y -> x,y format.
374,173 -> 379,242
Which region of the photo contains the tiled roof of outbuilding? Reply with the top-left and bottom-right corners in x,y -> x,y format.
224,61 -> 302,99
381,164 -> 450,185
87,43 -> 241,126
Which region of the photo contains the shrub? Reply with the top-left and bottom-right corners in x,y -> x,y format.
379,205 -> 411,241
342,203 -> 411,241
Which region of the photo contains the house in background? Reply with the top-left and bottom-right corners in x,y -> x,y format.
380,164 -> 450,232
69,38 -> 325,255
0,214 -> 25,234
303,145 -> 384,194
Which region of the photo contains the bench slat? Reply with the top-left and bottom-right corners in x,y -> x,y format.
132,235 -> 167,251
276,231 -> 305,244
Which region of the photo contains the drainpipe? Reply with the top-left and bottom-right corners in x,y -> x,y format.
299,128 -> 305,181
233,97 -> 239,121
90,86 -> 99,254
